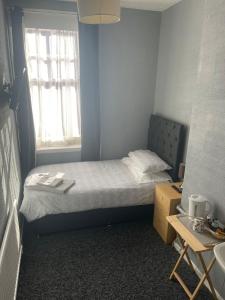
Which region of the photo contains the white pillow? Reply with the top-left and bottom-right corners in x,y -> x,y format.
128,149 -> 171,174
122,157 -> 171,184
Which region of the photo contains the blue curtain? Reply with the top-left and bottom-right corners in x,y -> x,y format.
79,23 -> 100,161
10,7 -> 36,180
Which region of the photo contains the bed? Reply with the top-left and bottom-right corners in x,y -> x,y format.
21,115 -> 186,234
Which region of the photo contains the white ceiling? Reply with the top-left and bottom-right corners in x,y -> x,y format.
120,0 -> 183,11
65,1 -> 183,12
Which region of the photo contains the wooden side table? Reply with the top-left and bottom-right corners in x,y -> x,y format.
153,182 -> 181,244
167,215 -> 218,300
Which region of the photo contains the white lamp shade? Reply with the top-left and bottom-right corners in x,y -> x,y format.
77,0 -> 120,24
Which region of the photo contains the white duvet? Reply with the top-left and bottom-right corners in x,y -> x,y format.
20,160 -> 163,222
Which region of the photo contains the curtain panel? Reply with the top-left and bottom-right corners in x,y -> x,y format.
10,7 -> 36,181
79,23 -> 100,161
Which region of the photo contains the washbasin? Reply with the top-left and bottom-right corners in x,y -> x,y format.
214,242 -> 225,273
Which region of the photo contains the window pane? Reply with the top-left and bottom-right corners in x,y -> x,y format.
38,32 -> 48,59
25,25 -> 81,149
26,32 -> 36,56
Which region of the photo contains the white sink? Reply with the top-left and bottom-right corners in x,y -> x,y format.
214,242 -> 225,273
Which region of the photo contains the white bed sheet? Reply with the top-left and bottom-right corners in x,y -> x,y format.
21,160 -> 160,222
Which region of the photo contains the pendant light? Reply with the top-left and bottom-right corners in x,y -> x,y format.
77,0 -> 120,24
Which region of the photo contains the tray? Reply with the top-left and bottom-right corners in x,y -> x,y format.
176,214 -> 222,247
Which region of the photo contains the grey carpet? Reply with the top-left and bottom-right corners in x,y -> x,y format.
17,222 -> 212,299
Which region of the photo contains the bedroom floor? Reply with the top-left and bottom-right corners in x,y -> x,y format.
17,222 -> 212,300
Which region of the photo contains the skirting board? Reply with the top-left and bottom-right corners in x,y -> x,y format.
173,240 -> 224,300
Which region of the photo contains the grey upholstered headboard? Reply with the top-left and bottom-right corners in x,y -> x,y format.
148,114 -> 186,182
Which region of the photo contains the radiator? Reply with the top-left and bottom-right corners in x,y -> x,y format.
0,201 -> 22,300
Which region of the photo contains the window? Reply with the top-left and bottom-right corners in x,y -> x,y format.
25,27 -> 81,149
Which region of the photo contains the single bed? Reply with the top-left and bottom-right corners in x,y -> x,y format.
21,160 -> 157,222
21,115 -> 186,234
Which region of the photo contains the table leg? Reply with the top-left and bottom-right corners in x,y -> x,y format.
170,243 -> 189,280
177,235 -> 195,273
191,255 -> 217,300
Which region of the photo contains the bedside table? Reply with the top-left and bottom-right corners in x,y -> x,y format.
153,182 -> 181,244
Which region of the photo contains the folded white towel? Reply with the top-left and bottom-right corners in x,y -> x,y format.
25,180 -> 75,194
38,176 -> 63,188
25,173 -> 75,194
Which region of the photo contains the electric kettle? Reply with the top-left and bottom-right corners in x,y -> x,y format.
188,194 -> 212,219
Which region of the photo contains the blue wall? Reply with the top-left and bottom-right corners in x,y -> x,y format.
99,9 -> 161,160
36,8 -> 161,165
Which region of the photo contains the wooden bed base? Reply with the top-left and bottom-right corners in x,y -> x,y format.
24,204 -> 154,235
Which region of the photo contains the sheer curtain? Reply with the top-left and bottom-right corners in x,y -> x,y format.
25,27 -> 81,148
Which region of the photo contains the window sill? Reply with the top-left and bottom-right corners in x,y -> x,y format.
37,145 -> 81,154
